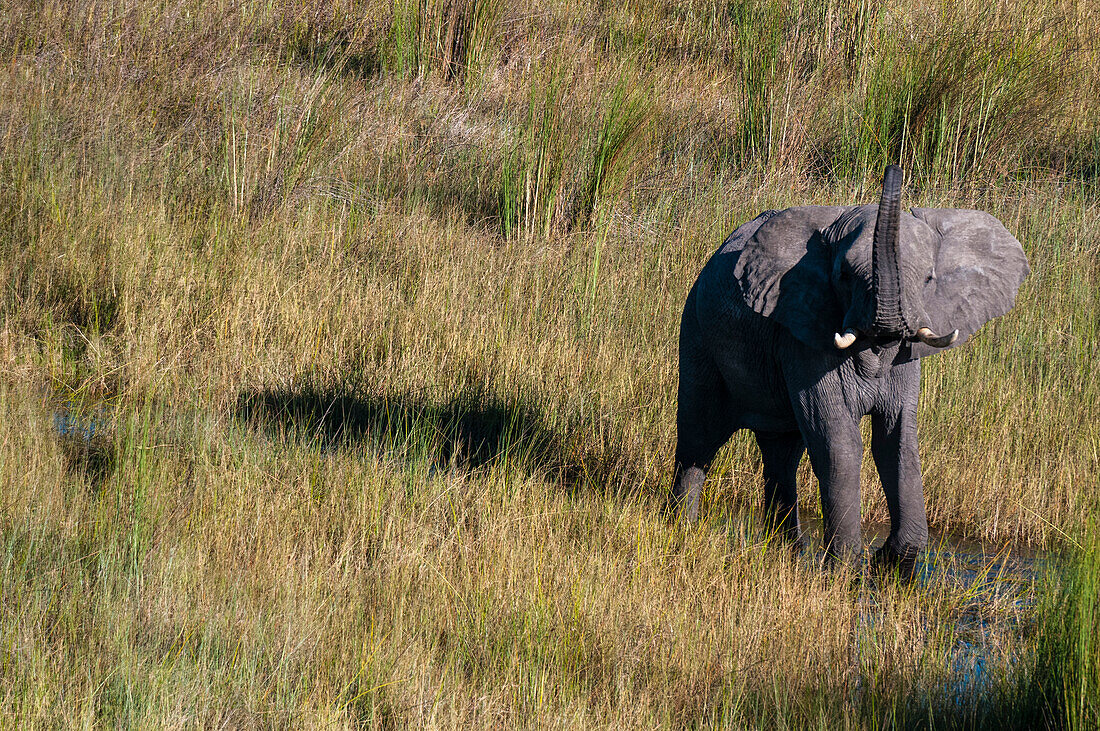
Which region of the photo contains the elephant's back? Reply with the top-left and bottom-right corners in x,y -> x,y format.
716,210 -> 781,255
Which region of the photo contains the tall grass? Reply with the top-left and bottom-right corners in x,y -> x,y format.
1020,530 -> 1100,730
1,0 -> 1099,725
383,0 -> 503,84
500,62 -> 652,237
731,0 -> 787,163
845,2 -> 1075,180
574,67 -> 654,227
499,62 -> 572,238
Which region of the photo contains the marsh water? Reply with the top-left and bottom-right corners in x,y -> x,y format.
922,537 -> 1045,702
802,517 -> 1049,704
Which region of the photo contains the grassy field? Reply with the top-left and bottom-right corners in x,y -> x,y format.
2,0 -> 1099,726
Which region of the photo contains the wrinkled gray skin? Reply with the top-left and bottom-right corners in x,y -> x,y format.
671,167 -> 1029,569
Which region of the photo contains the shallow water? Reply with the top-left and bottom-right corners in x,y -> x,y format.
53,410 -> 106,442
799,515 -> 1046,590
850,521 -> 1047,704
730,514 -> 1050,704
923,539 -> 1046,702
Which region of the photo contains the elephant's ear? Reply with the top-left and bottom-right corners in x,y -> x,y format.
910,208 -> 1029,357
732,206 -> 853,351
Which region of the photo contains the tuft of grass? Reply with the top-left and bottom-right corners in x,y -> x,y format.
500,62 -> 653,238
731,0 -> 788,164
1022,529 -> 1100,730
573,66 -> 654,228
383,0 -> 503,85
840,1 -> 1076,181
499,60 -> 572,238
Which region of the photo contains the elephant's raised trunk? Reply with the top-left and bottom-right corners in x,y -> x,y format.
871,165 -> 909,337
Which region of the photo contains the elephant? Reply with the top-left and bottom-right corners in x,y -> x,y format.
670,165 -> 1029,575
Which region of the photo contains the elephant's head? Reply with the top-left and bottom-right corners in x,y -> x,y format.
730,166 -> 1029,361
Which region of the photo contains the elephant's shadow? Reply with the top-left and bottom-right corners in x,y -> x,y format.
234,382 -> 636,496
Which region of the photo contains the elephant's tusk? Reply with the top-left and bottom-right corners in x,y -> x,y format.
915,327 -> 959,348
834,330 -> 858,349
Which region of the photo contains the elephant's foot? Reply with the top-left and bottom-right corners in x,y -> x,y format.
668,465 -> 706,522
817,549 -> 864,593
821,524 -> 863,571
821,544 -> 863,572
870,541 -> 920,583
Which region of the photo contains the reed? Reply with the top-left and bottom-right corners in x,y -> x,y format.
1016,529 -> 1100,730
383,0 -> 503,84
842,1 -> 1075,181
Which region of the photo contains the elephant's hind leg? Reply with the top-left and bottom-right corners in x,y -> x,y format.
671,382 -> 735,522
754,431 -> 805,546
671,307 -> 737,522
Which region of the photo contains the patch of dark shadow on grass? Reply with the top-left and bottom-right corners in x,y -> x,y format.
234,381 -> 642,500
286,31 -> 383,79
256,15 -> 385,80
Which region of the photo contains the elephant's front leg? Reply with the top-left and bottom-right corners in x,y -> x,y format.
670,384 -> 736,522
799,415 -> 865,564
784,365 -> 866,564
870,360 -> 927,576
670,292 -> 737,522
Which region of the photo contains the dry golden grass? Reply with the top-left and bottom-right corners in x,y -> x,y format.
1,0 -> 1097,725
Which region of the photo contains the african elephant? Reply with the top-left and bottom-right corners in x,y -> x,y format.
670,166 -> 1029,574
